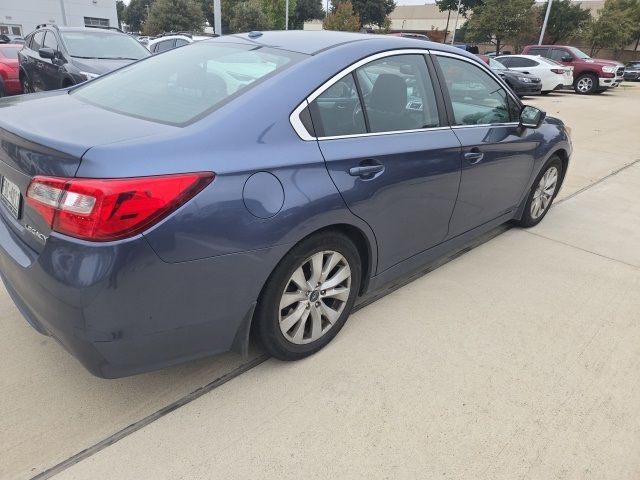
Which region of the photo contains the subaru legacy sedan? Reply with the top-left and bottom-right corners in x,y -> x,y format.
0,32 -> 571,378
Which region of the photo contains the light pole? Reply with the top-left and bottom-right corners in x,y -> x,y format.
450,0 -> 462,45
285,0 -> 289,29
214,0 -> 221,35
539,0 -> 553,45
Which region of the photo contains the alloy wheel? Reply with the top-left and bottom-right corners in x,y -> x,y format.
576,76 -> 593,93
530,166 -> 558,220
279,250 -> 351,345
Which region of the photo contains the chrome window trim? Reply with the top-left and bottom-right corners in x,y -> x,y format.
290,48 -> 438,141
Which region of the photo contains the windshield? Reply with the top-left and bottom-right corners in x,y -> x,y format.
61,31 -> 150,60
72,42 -> 304,125
0,47 -> 19,59
568,47 -> 590,59
489,58 -> 507,70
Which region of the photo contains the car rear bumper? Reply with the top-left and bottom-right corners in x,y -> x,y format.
0,213 -> 289,378
512,84 -> 542,96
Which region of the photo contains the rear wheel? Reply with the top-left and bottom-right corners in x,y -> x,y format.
574,73 -> 598,94
255,232 -> 361,360
540,90 -> 552,95
517,158 -> 563,228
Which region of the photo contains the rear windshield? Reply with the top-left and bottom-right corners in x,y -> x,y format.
61,31 -> 150,60
0,47 -> 20,59
72,42 -> 303,125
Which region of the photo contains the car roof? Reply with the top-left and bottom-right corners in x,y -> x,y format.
149,35 -> 192,44
218,30 -> 470,57
53,26 -> 124,35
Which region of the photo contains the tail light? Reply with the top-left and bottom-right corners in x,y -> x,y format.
26,172 -> 214,241
550,68 -> 565,74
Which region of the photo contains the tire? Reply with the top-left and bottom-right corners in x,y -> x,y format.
516,157 -> 563,228
255,231 -> 362,360
540,90 -> 552,95
574,73 -> 598,94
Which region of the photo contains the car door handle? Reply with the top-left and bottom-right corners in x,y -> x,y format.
464,151 -> 484,165
349,164 -> 384,177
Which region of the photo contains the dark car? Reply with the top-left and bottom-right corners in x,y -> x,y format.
479,55 -> 542,97
0,32 -> 571,378
623,61 -> 640,81
18,24 -> 150,93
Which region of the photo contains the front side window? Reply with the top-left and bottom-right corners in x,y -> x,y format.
60,31 -> 149,60
175,38 -> 189,47
31,31 -> 44,51
355,54 -> 440,133
549,49 -> 569,62
43,31 -> 58,51
437,56 -> 514,126
72,42 -> 303,125
155,40 -> 174,53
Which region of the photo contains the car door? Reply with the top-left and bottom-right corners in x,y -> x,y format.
40,30 -> 61,90
28,30 -> 45,91
433,53 -> 537,237
306,52 -> 463,273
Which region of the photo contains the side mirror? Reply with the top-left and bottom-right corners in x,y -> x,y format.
561,55 -> 572,62
520,105 -> 546,129
38,47 -> 56,60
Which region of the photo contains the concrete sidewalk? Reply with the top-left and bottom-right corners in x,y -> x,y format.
56,161 -> 640,480
1,88 -> 639,480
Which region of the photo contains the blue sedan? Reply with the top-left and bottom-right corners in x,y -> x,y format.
0,31 -> 571,377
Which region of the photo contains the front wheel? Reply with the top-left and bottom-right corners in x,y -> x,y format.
255,232 -> 361,360
516,158 -> 563,228
20,74 -> 32,94
574,73 -> 598,94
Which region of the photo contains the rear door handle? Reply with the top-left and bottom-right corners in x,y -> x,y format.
349,164 -> 384,177
464,151 -> 484,165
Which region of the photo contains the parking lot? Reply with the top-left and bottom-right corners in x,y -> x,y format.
2,84 -> 640,480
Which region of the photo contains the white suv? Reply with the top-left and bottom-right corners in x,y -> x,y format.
147,33 -> 215,54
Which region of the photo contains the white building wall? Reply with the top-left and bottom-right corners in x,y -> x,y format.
0,0 -> 118,37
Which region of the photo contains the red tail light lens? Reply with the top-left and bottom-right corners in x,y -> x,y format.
550,68 -> 565,74
26,173 -> 214,241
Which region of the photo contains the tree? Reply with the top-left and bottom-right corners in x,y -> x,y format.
465,0 -> 536,54
350,0 -> 395,28
537,0 -> 591,44
290,0 -> 325,29
229,0 -> 271,31
586,0 -> 637,56
323,1 -> 360,31
143,0 -> 206,34
262,0 -> 298,30
124,0 -> 155,32
197,0 -> 216,31
116,0 -> 126,29
435,0 -> 483,17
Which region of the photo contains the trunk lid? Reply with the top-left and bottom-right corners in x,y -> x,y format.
0,90 -> 176,252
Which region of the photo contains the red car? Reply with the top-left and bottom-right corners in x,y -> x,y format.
0,44 -> 21,97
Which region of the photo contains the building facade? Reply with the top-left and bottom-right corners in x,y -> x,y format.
0,0 -> 118,37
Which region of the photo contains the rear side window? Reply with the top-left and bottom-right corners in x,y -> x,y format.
175,38 -> 189,47
548,48 -> 569,62
436,56 -> 515,126
72,42 -> 303,126
155,40 -> 174,53
528,48 -> 548,57
309,73 -> 366,137
31,31 -> 44,51
507,57 -> 538,68
355,54 -> 440,133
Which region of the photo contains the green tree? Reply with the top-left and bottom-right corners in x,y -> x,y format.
229,0 -> 271,31
323,1 -> 360,31
143,0 -> 206,34
124,0 -> 155,32
586,0 -> 637,56
116,0 -> 126,29
435,0 -> 483,17
197,0 -> 216,31
291,0 -> 325,29
538,0 -> 591,44
465,0 -> 536,54
261,0 -> 298,30
350,0 -> 395,28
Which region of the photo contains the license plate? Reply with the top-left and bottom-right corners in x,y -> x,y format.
1,176 -> 21,219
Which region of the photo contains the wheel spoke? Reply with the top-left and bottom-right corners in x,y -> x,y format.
319,252 -> 342,284
309,307 -> 323,341
280,302 -> 308,333
280,291 -> 307,310
321,265 -> 351,290
291,308 -> 311,343
540,194 -> 551,210
531,198 -> 541,218
320,301 -> 341,324
322,286 -> 349,302
290,266 -> 309,291
308,252 -> 323,288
